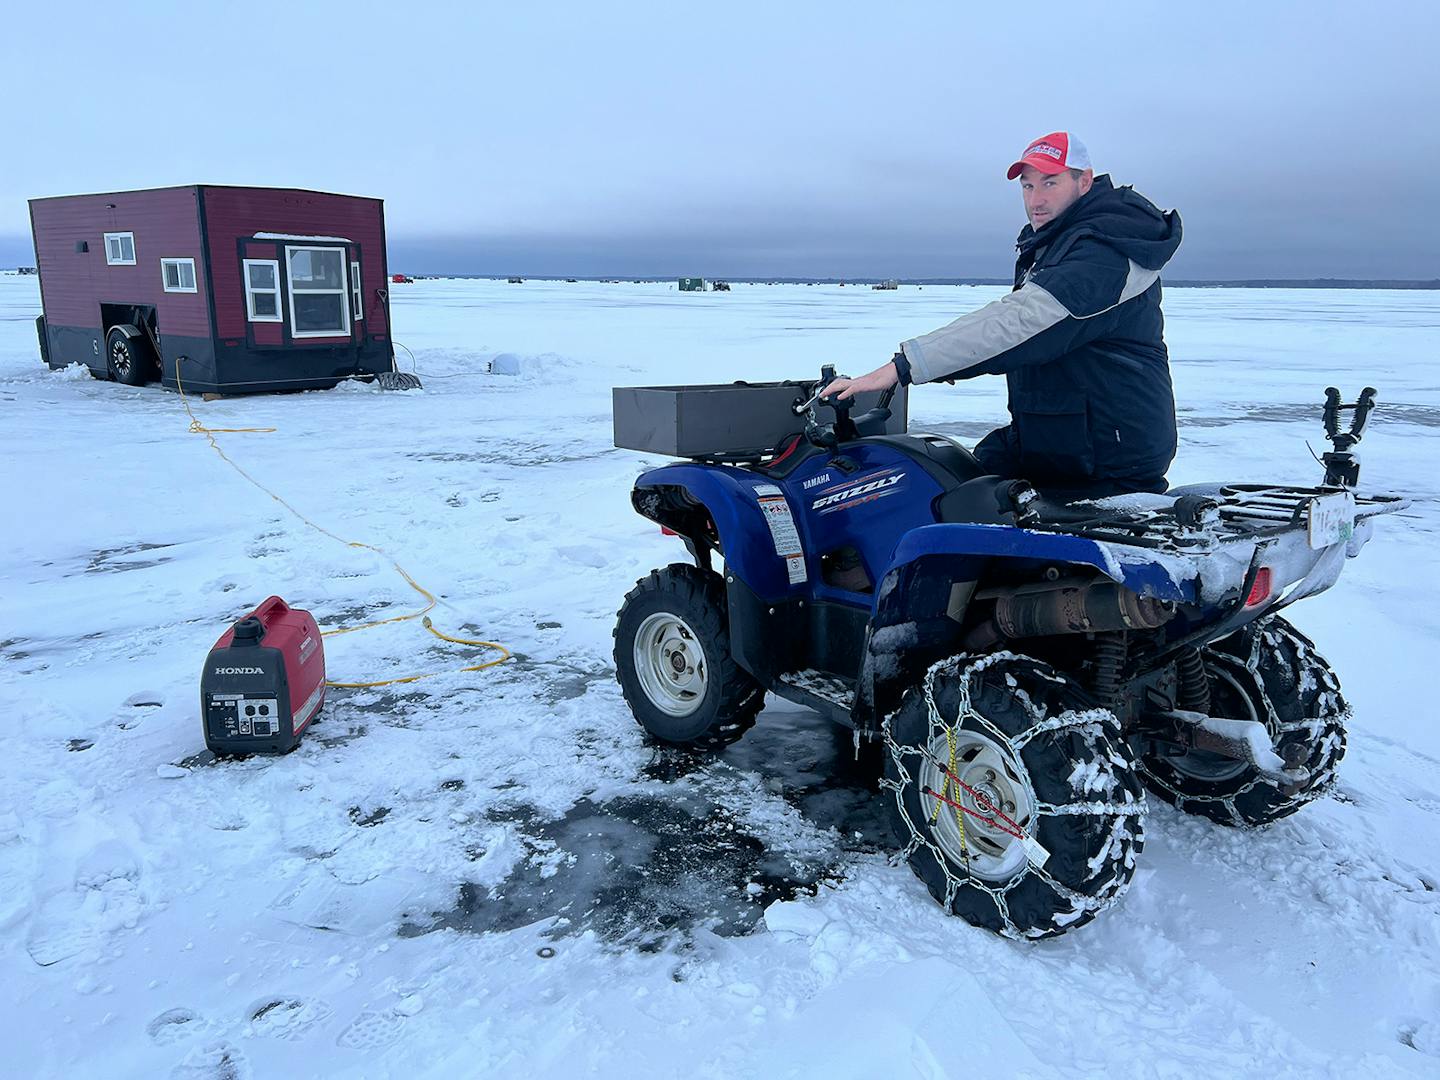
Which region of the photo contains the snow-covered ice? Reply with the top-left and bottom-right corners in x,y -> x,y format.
2,274 -> 1438,1077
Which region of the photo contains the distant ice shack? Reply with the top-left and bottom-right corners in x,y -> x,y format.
29,185 -> 396,394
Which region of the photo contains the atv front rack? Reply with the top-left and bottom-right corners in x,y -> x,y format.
613,379 -> 908,459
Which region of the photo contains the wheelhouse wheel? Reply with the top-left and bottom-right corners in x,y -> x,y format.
105,327 -> 154,387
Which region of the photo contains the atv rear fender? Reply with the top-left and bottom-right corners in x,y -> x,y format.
884,524 -> 1200,604
850,524 -> 1207,730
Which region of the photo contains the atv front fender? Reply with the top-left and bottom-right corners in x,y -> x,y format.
633,463 -> 799,600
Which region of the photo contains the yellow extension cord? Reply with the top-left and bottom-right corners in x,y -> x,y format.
173,362 -> 510,688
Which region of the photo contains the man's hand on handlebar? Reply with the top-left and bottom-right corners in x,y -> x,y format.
821,360 -> 900,402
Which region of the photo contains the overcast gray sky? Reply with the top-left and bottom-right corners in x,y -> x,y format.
3,0 -> 1435,279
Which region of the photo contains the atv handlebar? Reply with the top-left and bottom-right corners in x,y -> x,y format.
793,364 -> 851,417
791,368 -> 899,446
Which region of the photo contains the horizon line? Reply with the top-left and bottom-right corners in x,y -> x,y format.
379,273 -> 1440,290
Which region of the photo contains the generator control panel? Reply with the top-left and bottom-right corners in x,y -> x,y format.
205,694 -> 283,739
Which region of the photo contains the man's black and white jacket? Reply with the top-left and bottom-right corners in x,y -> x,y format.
898,175 -> 1184,492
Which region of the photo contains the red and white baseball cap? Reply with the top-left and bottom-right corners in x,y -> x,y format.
1006,132 -> 1093,179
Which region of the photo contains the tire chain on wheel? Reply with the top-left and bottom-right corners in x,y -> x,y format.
882,652 -> 1147,940
1138,615 -> 1349,828
613,563 -> 764,751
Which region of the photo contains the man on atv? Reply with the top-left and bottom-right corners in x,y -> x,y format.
825,132 -> 1183,497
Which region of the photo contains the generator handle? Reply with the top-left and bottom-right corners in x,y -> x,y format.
250,595 -> 291,624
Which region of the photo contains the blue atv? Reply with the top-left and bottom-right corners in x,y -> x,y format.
612,372 -> 1402,938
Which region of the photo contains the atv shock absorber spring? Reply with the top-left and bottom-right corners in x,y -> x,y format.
1176,646 -> 1211,715
1091,632 -> 1127,706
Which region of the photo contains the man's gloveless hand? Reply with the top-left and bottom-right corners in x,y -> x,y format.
820,360 -> 899,401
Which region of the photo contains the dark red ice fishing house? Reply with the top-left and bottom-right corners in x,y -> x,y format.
29,185 -> 396,393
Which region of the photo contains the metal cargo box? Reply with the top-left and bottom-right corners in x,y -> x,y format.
613,380 -> 908,459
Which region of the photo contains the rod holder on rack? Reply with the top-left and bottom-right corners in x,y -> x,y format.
1320,385 -> 1377,488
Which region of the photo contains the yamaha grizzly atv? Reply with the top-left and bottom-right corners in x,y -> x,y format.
611,371 -> 1402,938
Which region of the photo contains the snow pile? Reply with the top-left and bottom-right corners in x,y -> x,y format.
53,361 -> 95,381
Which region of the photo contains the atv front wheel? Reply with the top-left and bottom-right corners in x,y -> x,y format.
884,652 -> 1146,939
613,564 -> 763,750
1139,615 -> 1348,827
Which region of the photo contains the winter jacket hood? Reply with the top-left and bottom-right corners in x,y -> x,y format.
1017,175 -> 1182,275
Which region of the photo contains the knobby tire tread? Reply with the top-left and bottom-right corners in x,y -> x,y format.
1138,614 -> 1349,828
614,563 -> 763,751
884,653 -> 1146,939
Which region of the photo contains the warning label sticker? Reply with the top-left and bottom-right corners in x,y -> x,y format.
753,484 -> 807,584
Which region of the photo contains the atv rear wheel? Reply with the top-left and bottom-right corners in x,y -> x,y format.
1139,615 -> 1348,827
614,564 -> 763,750
883,652 -> 1146,939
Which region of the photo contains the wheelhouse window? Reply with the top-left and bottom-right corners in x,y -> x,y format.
243,259 -> 282,322
351,261 -> 363,321
161,258 -> 197,293
104,232 -> 136,265
285,246 -> 350,337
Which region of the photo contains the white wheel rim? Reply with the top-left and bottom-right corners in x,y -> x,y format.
632,612 -> 708,717
111,339 -> 131,376
920,728 -> 1036,882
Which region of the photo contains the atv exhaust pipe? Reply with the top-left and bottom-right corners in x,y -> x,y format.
988,581 -> 1175,640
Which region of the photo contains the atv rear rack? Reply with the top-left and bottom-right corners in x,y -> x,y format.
1032,485 -> 1407,555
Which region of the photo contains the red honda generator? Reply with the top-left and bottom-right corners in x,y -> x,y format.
201,597 -> 325,755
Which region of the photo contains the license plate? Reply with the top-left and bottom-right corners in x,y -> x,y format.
1307,492 -> 1356,550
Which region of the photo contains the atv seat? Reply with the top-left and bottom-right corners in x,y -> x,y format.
935,478 -> 1162,529
873,432 -> 989,488
935,475 -> 1034,525
1028,497 -> 1130,526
